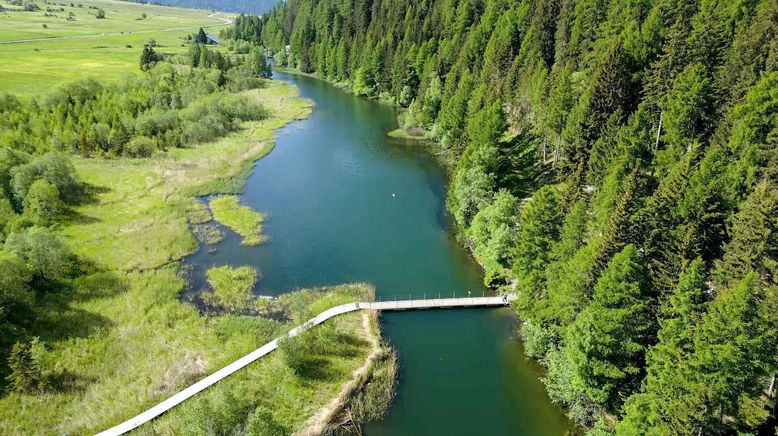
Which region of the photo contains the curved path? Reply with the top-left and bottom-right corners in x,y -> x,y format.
97,294 -> 515,436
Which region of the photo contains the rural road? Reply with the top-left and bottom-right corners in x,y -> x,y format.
0,12 -> 232,45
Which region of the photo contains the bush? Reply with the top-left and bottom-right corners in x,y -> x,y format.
6,339 -> 46,393
124,136 -> 155,158
10,152 -> 82,205
4,226 -> 73,285
23,179 -> 64,225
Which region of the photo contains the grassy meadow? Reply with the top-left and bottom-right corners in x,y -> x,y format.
0,78 -> 377,434
0,2 -> 395,432
0,0 -> 233,95
58,82 -> 310,271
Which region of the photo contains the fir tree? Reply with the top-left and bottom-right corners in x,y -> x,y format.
566,244 -> 653,409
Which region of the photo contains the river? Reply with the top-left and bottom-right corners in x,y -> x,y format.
185,71 -> 571,435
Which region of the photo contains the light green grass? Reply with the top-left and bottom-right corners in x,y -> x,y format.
0,0 -> 234,95
59,81 -> 310,271
132,284 -> 376,435
0,80 -> 346,434
209,196 -> 266,246
204,265 -> 259,311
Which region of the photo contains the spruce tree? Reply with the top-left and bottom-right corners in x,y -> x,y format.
618,258 -> 709,435
566,244 -> 653,409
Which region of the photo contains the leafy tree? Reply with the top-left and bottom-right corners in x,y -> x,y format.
95,8 -> 105,19
469,189 -> 518,286
23,180 -> 64,225
0,195 -> 17,241
0,250 -> 32,323
248,47 -> 271,78
4,226 -> 73,286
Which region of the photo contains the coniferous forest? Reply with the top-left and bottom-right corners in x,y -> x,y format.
230,0 -> 778,433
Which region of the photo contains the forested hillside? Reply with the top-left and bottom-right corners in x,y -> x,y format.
233,0 -> 778,433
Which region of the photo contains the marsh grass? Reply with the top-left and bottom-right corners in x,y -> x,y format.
203,265 -> 259,312
131,284 -> 376,435
0,81 -> 318,434
209,195 -> 267,245
191,222 -> 225,245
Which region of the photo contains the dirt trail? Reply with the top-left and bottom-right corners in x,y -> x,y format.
297,311 -> 381,435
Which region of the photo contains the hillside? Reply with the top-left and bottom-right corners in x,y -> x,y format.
124,0 -> 278,14
244,0 -> 778,433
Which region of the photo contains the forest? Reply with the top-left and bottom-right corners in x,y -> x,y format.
232,0 -> 778,433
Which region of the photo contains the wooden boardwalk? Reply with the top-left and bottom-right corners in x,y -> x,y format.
97,294 -> 515,436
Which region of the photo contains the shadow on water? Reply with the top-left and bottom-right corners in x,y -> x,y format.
182,71 -> 572,435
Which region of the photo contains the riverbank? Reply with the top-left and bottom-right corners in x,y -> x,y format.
0,78 -> 392,434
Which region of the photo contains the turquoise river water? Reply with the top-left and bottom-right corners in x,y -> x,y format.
185,71 -> 571,435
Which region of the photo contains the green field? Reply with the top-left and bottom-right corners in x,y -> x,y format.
0,0 -> 233,95
0,80 -> 377,434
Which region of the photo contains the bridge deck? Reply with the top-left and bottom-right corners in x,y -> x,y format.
97,294 -> 515,436
367,295 -> 512,311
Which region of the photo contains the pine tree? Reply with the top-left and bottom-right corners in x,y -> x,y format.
618,259 -> 709,435
513,185 -> 562,316
716,181 -> 778,287
139,45 -> 159,72
692,273 -> 776,433
566,244 -> 653,409
196,27 -> 208,45
6,341 -> 45,393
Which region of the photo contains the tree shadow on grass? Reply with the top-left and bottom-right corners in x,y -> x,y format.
73,182 -> 110,206
29,302 -> 114,342
58,182 -> 111,225
297,357 -> 339,381
47,370 -> 97,393
330,332 -> 369,358
22,269 -> 129,343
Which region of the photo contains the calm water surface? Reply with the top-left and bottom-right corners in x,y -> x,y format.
186,72 -> 570,435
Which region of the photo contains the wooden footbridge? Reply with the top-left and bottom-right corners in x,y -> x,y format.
97,293 -> 516,436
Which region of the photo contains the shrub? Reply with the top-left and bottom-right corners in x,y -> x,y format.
4,226 -> 73,285
124,136 -> 155,158
6,339 -> 46,393
23,179 -> 64,225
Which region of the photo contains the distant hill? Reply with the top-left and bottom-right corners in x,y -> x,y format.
124,0 -> 279,14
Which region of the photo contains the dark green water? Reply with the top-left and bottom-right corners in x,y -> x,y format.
186,72 -> 570,435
